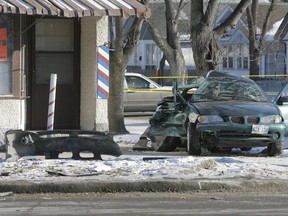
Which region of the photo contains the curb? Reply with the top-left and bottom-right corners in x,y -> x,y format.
0,179 -> 287,194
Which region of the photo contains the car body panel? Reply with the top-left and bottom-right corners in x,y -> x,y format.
193,101 -> 279,116
124,73 -> 172,112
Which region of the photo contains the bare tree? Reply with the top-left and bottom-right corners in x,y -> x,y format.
146,0 -> 188,85
246,0 -> 277,77
190,0 -> 252,75
108,1 -> 149,134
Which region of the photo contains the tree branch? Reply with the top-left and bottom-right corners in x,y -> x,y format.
175,0 -> 187,20
214,0 -> 252,36
146,19 -> 174,59
259,0 -> 276,51
203,0 -> 220,27
190,0 -> 204,29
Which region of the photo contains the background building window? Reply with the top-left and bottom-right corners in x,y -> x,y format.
0,15 -> 13,95
222,43 -> 248,70
146,43 -> 156,66
222,45 -> 234,69
236,44 -> 248,69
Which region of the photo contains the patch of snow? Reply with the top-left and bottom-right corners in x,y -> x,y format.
265,19 -> 284,41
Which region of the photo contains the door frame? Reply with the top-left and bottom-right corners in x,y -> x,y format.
26,17 -> 81,130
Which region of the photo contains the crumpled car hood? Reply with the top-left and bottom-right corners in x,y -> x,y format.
192,101 -> 279,116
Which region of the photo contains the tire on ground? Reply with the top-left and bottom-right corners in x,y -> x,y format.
267,142 -> 283,156
157,137 -> 180,152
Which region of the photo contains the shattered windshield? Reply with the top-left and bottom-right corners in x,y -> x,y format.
190,78 -> 268,103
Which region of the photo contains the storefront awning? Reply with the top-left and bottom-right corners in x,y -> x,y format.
0,0 -> 150,18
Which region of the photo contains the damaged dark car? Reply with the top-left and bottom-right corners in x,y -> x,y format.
137,71 -> 286,156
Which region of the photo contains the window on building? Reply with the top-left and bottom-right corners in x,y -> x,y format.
265,50 -> 286,75
222,43 -> 248,70
146,43 -> 157,66
133,48 -> 139,65
222,45 -> 234,69
0,15 -> 13,95
236,44 -> 249,69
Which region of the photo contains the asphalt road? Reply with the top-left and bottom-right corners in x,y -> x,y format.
1,192 -> 288,215
124,112 -> 152,133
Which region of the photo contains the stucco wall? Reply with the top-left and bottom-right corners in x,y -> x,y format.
80,16 -> 109,131
0,100 -> 24,145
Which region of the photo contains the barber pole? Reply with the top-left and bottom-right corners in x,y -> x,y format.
97,45 -> 109,99
47,73 -> 57,130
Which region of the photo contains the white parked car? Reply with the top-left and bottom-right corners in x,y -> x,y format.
124,73 -> 172,112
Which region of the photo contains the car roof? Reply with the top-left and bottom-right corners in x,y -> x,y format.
175,70 -> 258,93
201,70 -> 254,83
125,72 -> 147,77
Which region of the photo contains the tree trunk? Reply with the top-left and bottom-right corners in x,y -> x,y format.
165,0 -> 187,84
108,57 -> 127,134
108,1 -> 148,134
249,52 -> 260,78
159,55 -> 166,85
146,0 -> 187,85
190,0 -> 252,75
246,0 -> 276,78
191,27 -> 219,75
108,17 -> 128,134
169,51 -> 187,85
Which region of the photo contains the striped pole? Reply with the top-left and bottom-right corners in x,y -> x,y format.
97,45 -> 109,99
47,73 -> 57,130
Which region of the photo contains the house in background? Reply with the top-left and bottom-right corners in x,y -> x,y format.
275,12 -> 288,75
0,0 -> 149,143
217,4 -> 287,78
127,1 -> 288,81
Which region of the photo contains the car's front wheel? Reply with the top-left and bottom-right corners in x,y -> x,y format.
187,122 -> 201,155
267,142 -> 283,156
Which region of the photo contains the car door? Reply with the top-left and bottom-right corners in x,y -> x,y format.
124,75 -> 161,112
273,82 -> 288,135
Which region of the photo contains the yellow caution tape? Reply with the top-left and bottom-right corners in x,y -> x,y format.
265,92 -> 279,95
125,89 -> 173,93
242,74 -> 288,78
146,75 -> 288,79
147,76 -> 198,79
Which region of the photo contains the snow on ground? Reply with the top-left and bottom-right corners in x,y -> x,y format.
1,115 -> 288,182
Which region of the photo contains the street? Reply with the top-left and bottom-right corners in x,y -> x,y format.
1,192 -> 288,215
124,112 -> 152,131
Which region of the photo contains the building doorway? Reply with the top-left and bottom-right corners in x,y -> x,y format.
29,18 -> 80,130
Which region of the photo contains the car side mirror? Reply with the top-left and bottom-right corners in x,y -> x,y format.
149,84 -> 156,89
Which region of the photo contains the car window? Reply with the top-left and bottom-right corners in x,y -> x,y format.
125,76 -> 152,89
190,78 -> 268,102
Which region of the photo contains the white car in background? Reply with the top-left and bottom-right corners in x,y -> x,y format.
124,73 -> 172,112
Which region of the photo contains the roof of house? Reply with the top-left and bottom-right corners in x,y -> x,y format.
275,13 -> 288,40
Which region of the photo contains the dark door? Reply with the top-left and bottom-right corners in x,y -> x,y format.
30,18 -> 80,130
